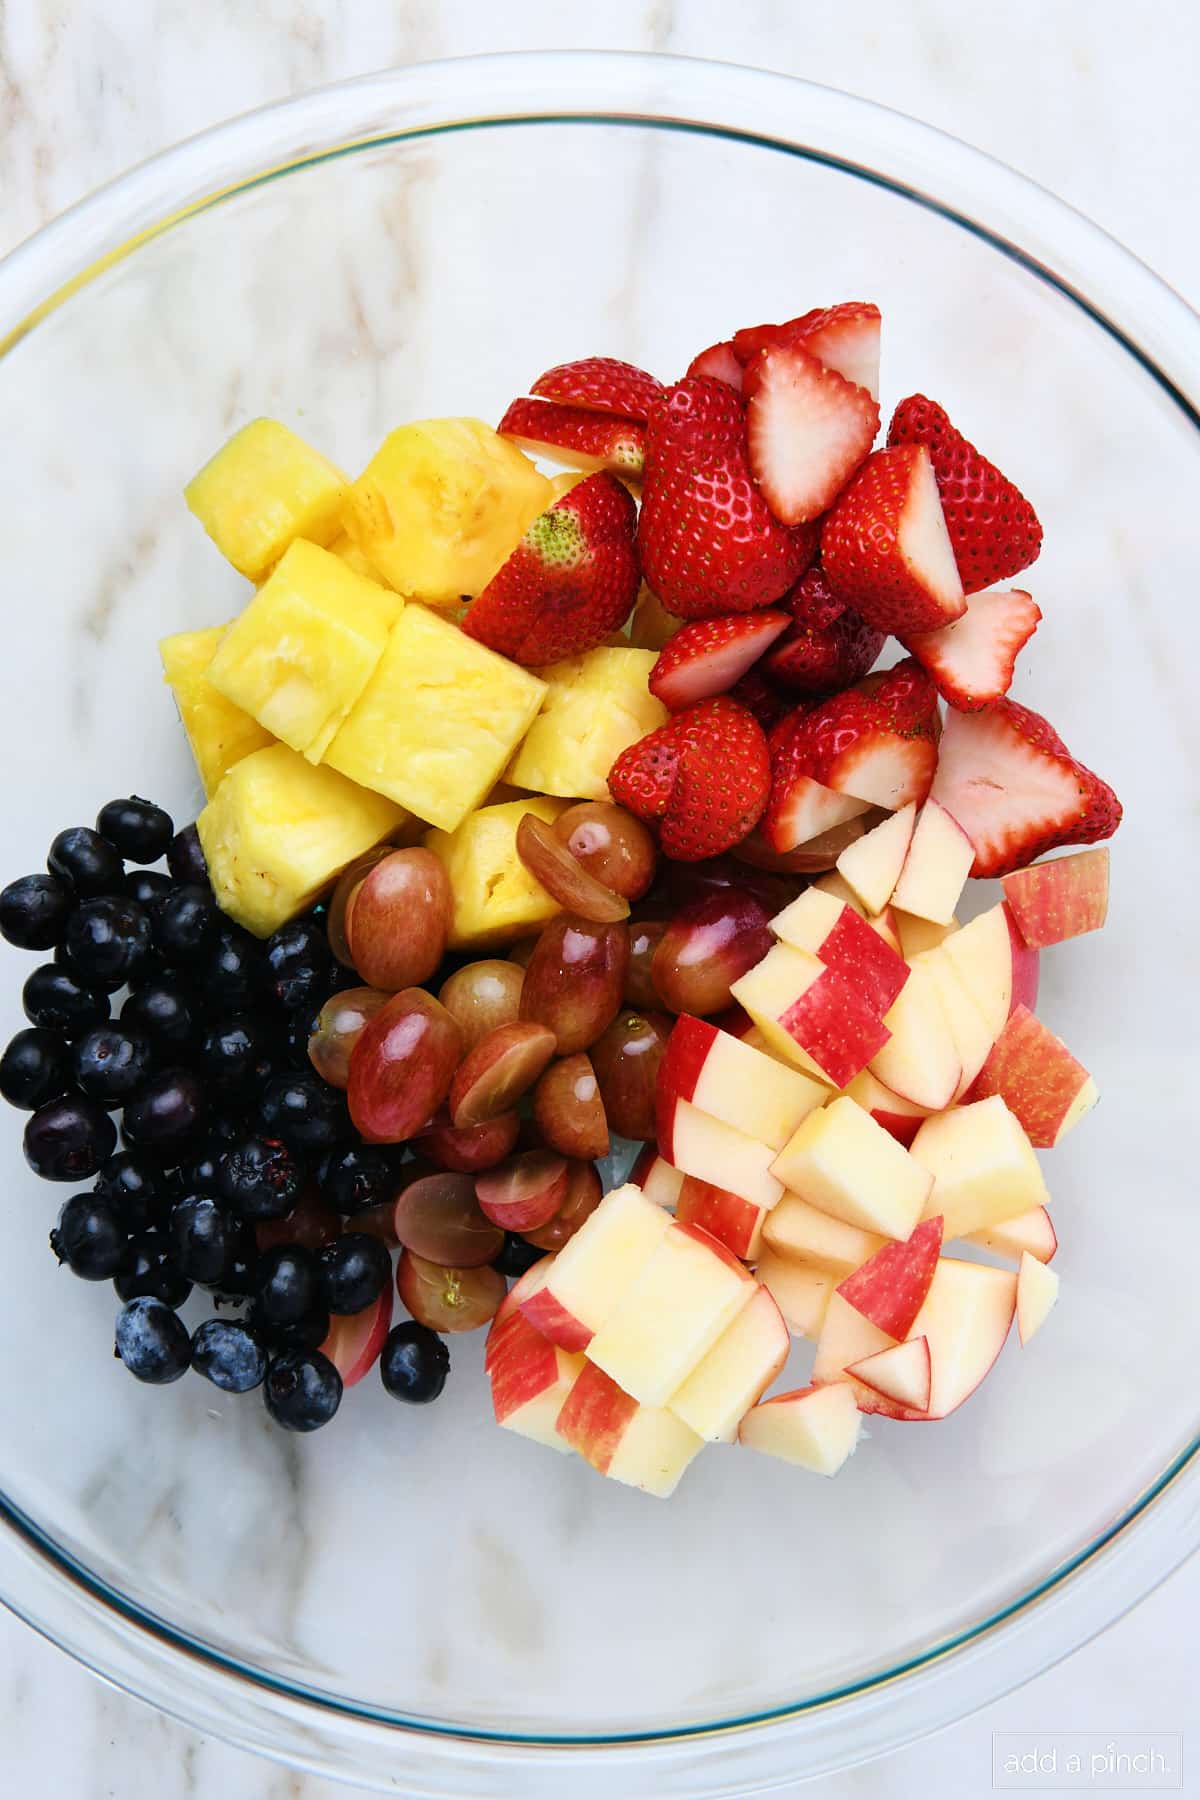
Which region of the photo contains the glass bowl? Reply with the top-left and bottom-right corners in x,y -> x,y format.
0,51 -> 1196,1798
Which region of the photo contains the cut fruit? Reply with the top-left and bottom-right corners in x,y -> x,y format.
743,341 -> 880,525
738,1382 -> 861,1476
965,1205 -> 1057,1265
811,1291 -> 895,1408
475,1151 -> 569,1233
160,625 -> 275,798
489,1312 -> 584,1451
836,1215 -> 944,1339
890,800 -> 974,926
915,947 -> 998,1100
730,942 -> 890,1088
755,1254 -> 837,1338
184,417 -> 348,580
1001,848 -> 1110,948
659,1098 -> 784,1214
904,1257 -> 1017,1417
834,802 -> 916,914
820,444 -> 966,637
968,1004 -> 1098,1148
894,911 -> 958,959
770,1095 -> 933,1240
648,611 -> 790,711
555,1363 -> 704,1497
424,797 -> 568,953
941,901 -> 1039,1039
321,1285 -> 393,1387
497,397 -> 646,479
769,886 -> 910,1017
485,1256 -> 554,1371
1017,1251 -> 1060,1346
669,1283 -> 790,1442
868,959 -> 961,1111
843,1066 -> 932,1147
903,587 -> 1041,711
763,1192 -> 884,1275
628,1146 -> 685,1210
848,1336 -> 931,1412
506,646 -> 668,802
517,1181 -> 671,1351
530,356 -> 665,422
675,1175 -> 770,1261
760,752 -> 871,853
910,1096 -> 1049,1240
658,1013 -> 827,1153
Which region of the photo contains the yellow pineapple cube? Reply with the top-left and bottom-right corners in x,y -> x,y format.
340,418 -> 553,605
160,625 -> 275,798
197,743 -> 407,938
506,647 -> 668,800
425,797 -> 568,951
185,419 -> 347,580
325,531 -> 387,582
323,605 -> 546,832
206,540 -> 398,763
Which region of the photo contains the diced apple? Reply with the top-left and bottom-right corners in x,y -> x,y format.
834,802 -> 916,914
1016,1251 -> 1060,1346
770,1095 -> 933,1240
810,870 -> 868,915
1001,847 -> 1109,949
755,1254 -> 837,1338
762,1192 -> 885,1276
894,910 -> 959,958
811,1291 -> 896,1412
910,1096 -> 1049,1239
676,1175 -> 769,1261
836,1215 -> 943,1339
555,1362 -> 704,1497
968,1004 -> 1098,1148
905,1257 -> 1017,1417
847,1335 -> 932,1412
486,1252 -> 554,1372
628,1146 -> 685,1210
730,942 -> 891,1088
942,901 -> 1039,1040
738,1382 -> 862,1476
586,1222 -> 756,1406
868,959 -> 961,1111
669,1284 -> 790,1442
518,1182 -> 671,1350
869,906 -> 904,955
890,799 -> 974,925
843,1066 -> 932,1147
965,1205 -> 1057,1265
657,1014 -> 828,1153
662,1099 -> 784,1213
490,1313 -> 584,1450
915,946 -> 998,1099
770,887 -> 910,1016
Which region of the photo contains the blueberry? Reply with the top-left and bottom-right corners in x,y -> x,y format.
217,1134 -> 305,1220
250,1302 -> 330,1353
201,925 -> 264,1010
49,1192 -> 126,1279
24,1095 -> 116,1181
121,1068 -> 206,1152
264,1350 -> 342,1431
318,1144 -> 401,1215
191,1318 -> 269,1394
197,1014 -> 275,1099
23,963 -> 111,1037
0,873 -> 72,950
492,1233 -> 546,1278
264,920 -> 333,1014
121,978 -> 199,1053
316,1232 -> 391,1315
379,1321 -> 448,1404
166,824 -> 209,888
114,1232 -> 192,1306
255,1243 -> 320,1325
95,1150 -> 172,1232
124,869 -> 173,907
0,1028 -> 71,1110
169,1195 -> 246,1285
212,1250 -> 259,1305
64,896 -> 153,989
47,827 -> 125,898
114,1297 -> 191,1384
151,884 -> 217,966
96,796 -> 174,864
259,1072 -> 348,1153
72,1025 -> 155,1106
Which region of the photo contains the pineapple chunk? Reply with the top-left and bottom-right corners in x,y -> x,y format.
324,605 -> 546,832
197,744 -> 406,938
160,625 -> 274,798
185,419 -> 347,580
325,531 -> 386,581
206,541 -> 399,763
506,647 -> 668,800
340,418 -> 552,605
425,797 -> 568,951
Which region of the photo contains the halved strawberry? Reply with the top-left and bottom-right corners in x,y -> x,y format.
685,340 -> 743,390
638,377 -> 817,618
931,699 -> 1122,878
744,342 -> 880,526
462,473 -> 640,666
888,395 -> 1043,593
733,303 -> 882,401
608,697 -> 770,861
498,397 -> 645,478
821,444 -> 967,635
763,566 -> 885,696
905,588 -> 1042,711
530,356 -> 665,423
763,710 -> 873,852
648,611 -> 790,711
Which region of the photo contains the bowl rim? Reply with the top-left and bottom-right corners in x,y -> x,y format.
0,48 -> 1197,1795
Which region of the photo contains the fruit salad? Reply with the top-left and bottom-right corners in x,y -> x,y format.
0,307 -> 1122,1487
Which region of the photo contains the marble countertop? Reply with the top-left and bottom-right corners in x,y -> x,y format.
1,3 -> 1196,1796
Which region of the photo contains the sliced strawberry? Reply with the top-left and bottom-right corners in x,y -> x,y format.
743,342 -> 879,526
638,377 -> 817,618
932,699 -> 1122,877
888,395 -> 1043,593
762,709 -> 873,852
728,668 -> 791,734
905,588 -> 1042,711
733,303 -> 882,400
462,473 -> 640,666
763,566 -> 885,696
608,697 -> 770,861
648,611 -> 790,711
685,340 -> 743,390
530,356 -> 665,422
821,444 -> 967,636
498,397 -> 645,478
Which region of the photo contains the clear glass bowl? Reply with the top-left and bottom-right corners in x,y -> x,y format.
0,52 -> 1196,1798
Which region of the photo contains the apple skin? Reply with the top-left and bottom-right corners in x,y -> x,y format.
1001,847 -> 1109,949
1005,901 -> 1040,1014
966,1004 -> 1096,1148
848,1335 -> 932,1412
555,1361 -> 638,1471
836,1216 -> 944,1340
675,1175 -> 766,1260
321,1284 -> 394,1387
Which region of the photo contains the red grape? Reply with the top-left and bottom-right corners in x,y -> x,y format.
347,988 -> 463,1143
515,813 -> 629,922
419,1109 -> 521,1173
734,815 -> 871,875
397,1250 -> 506,1333
652,890 -> 773,1015
519,915 -> 629,1054
342,1201 -> 400,1246
475,1152 -> 570,1232
508,938 -> 539,971
438,959 -> 525,1051
448,1021 -> 557,1127
625,918 -> 667,1008
590,1009 -> 672,1140
532,1054 -> 610,1160
255,1189 -> 342,1253
307,986 -> 390,1088
524,1160 -> 603,1251
393,1172 -> 505,1267
327,846 -> 393,968
344,849 -> 451,990
554,802 -> 657,899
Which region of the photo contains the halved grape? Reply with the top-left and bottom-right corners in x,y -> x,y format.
308,986 -> 390,1088
523,1160 -> 603,1251
553,802 -> 657,900
393,1172 -> 505,1267
419,1109 -> 521,1174
396,1250 -> 506,1333
475,1152 -> 569,1232
438,959 -> 525,1051
448,1021 -> 557,1127
590,1009 -> 672,1140
515,813 -> 629,923
532,1054 -> 609,1160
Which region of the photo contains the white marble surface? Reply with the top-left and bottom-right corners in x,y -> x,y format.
0,2 -> 1197,1796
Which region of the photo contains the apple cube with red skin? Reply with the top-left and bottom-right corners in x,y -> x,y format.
843,1066 -> 932,1146
676,1174 -> 769,1261
518,1182 -> 671,1351
555,1361 -> 704,1497
770,886 -> 910,1017
1001,848 -> 1109,949
321,1285 -> 393,1387
890,799 -> 974,926
848,1334 -> 932,1411
835,801 -> 916,914
965,1204 -> 1057,1265
941,901 -> 1039,1041
968,1004 -> 1098,1148
811,1291 -> 896,1412
868,958 -> 961,1111
485,1254 -> 554,1371
730,943 -> 891,1087
755,1253 -> 837,1338
669,1283 -> 790,1442
915,946 -> 998,1100
738,1382 -> 862,1476
490,1311 -> 584,1451
586,1221 -> 756,1407
658,1013 -> 827,1153
910,1096 -> 1049,1240
771,1096 -> 933,1239
1016,1250 -> 1060,1345
763,1192 -> 885,1276
661,1098 -> 784,1213
836,1215 -> 944,1339
629,1145 -> 685,1210
894,910 -> 958,959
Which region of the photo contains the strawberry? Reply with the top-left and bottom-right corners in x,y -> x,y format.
904,588 -> 1042,711
685,340 -> 743,390
728,668 -> 791,734
888,395 -> 1043,593
498,397 -> 645,478
761,712 -> 870,853
743,341 -> 879,525
637,377 -> 817,618
608,697 -> 770,861
462,473 -> 640,666
648,610 -> 790,711
931,699 -> 1122,877
733,302 -> 882,400
530,356 -> 665,423
762,566 -> 885,696
821,444 -> 967,636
